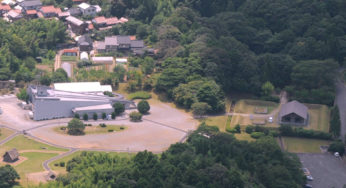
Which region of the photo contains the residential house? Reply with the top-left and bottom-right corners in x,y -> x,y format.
40,5 -> 61,18
20,0 -> 42,11
278,100 -> 309,126
3,149 -> 19,162
25,9 -> 37,18
78,2 -> 96,16
92,16 -> 120,28
7,9 -> 23,21
58,11 -> 69,20
95,35 -> 145,55
130,40 -> 145,55
68,7 -> 81,16
66,16 -> 87,34
78,35 -> 93,52
62,49 -> 78,56
0,4 -> 10,15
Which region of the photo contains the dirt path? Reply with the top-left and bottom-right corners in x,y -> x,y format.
19,150 -> 65,154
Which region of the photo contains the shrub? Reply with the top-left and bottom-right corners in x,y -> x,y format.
99,123 -> 107,128
234,124 -> 241,133
60,127 -> 66,130
128,91 -> 152,100
330,106 -> 341,138
74,114 -> 80,119
113,102 -> 125,116
328,141 -> 345,156
93,113 -> 98,121
226,128 -> 238,133
120,126 -> 125,130
103,91 -> 114,97
108,129 -> 114,132
279,125 -> 332,140
102,112 -> 107,120
111,112 -> 116,119
250,132 -> 265,139
269,130 -> 279,137
130,111 -> 142,122
245,125 -> 254,134
59,162 -> 65,167
54,163 -> 59,166
137,100 -> 150,114
83,113 -> 88,121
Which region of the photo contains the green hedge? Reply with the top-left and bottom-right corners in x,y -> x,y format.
128,91 -> 152,100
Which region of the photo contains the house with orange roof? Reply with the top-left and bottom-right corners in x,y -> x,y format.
25,9 -> 37,19
0,4 -> 10,15
40,5 -> 61,18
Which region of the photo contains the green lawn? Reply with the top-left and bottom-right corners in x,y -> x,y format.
234,99 -> 278,114
202,116 -> 229,132
50,151 -> 136,174
0,127 -> 14,141
234,133 -> 255,142
305,104 -> 330,132
53,125 -> 126,135
282,137 -> 331,153
61,55 -> 77,62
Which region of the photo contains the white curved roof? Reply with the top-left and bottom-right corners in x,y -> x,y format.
54,82 -> 112,93
80,51 -> 89,60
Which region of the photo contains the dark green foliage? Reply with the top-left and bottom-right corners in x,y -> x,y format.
16,88 -> 29,102
129,111 -> 142,122
234,124 -> 241,133
330,106 -> 341,138
102,113 -> 107,120
52,68 -> 69,83
74,114 -> 80,119
245,125 -> 254,134
0,165 -> 20,188
49,126 -> 304,187
83,113 -> 88,121
328,141 -> 345,156
111,112 -> 116,119
99,123 -> 107,128
137,100 -> 150,114
251,132 -> 265,139
279,124 -> 333,140
39,74 -> 52,86
113,102 -> 125,116
103,91 -> 114,97
93,113 -> 98,121
60,162 -> 65,167
67,118 -> 85,135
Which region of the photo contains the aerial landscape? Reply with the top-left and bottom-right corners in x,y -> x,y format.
0,0 -> 346,187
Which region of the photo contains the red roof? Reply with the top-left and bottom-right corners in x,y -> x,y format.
26,10 -> 37,15
106,17 -> 118,25
129,36 -> 136,40
40,6 -> 61,14
88,23 -> 94,30
93,16 -> 106,24
0,4 -> 11,11
63,49 -> 78,53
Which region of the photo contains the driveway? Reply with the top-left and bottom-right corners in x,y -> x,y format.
335,79 -> 346,141
298,153 -> 346,188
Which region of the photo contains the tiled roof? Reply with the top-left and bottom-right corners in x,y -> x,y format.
41,5 -> 61,14
26,9 -> 37,15
0,4 -> 11,11
93,16 -> 106,24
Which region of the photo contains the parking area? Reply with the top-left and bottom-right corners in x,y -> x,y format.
298,153 -> 346,188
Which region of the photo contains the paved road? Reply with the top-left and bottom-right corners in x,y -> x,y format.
43,148 -> 78,172
335,79 -> 346,141
298,153 -> 346,188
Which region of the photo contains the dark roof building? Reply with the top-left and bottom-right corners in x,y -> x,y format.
279,100 -> 309,126
78,35 -> 93,52
68,7 -> 81,16
20,0 -> 42,10
3,148 -> 19,162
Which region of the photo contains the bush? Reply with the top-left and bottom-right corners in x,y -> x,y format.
83,113 -> 88,121
234,124 -> 241,133
111,112 -> 116,119
59,162 -> 65,167
137,100 -> 150,114
279,124 -> 332,140
113,102 -> 125,116
330,106 -> 341,138
54,163 -> 59,166
250,132 -> 265,139
128,91 -> 152,100
74,114 -> 80,119
120,126 -> 125,130
93,113 -> 98,121
245,125 -> 254,134
130,111 -> 142,122
328,141 -> 345,156
269,130 -> 279,137
99,123 -> 107,128
108,129 -> 114,132
226,128 -> 238,133
60,127 -> 66,130
103,91 -> 114,97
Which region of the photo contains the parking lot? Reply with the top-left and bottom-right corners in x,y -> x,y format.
298,153 -> 346,188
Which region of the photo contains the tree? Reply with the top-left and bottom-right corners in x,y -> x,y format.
83,113 -> 88,121
129,111 -> 142,122
0,165 -> 20,188
102,112 -> 107,120
16,88 -> 29,103
137,100 -> 150,114
191,102 -> 211,117
74,114 -> 80,119
67,118 -> 85,135
111,112 -> 116,119
330,106 -> 341,138
113,102 -> 125,116
93,113 -> 98,121
40,74 -> 52,86
328,141 -> 345,156
261,81 -> 274,96
52,68 -> 69,83
196,81 -> 225,113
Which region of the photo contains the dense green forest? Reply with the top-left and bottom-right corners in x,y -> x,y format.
0,19 -> 66,83
104,0 -> 345,107
40,125 -> 304,187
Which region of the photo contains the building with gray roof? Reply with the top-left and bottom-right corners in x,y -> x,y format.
20,0 -> 42,10
27,83 -> 135,121
278,100 -> 309,126
78,35 -> 93,51
96,35 -> 145,55
3,148 -> 19,162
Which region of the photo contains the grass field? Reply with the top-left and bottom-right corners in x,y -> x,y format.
53,125 -> 126,135
61,55 -> 77,62
234,133 -> 255,142
202,116 -> 229,131
0,127 -> 14,141
234,99 -> 278,114
305,104 -> 330,132
282,137 -> 331,153
50,151 -> 136,174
